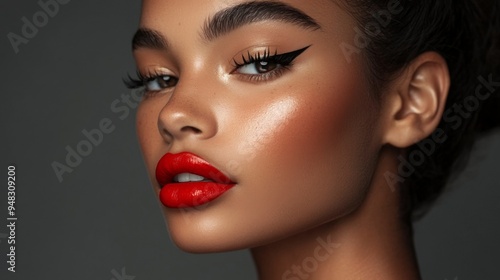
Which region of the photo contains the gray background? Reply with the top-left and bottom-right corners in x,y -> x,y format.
0,1 -> 498,279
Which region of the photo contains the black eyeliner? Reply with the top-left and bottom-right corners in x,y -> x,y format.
233,45 -> 311,68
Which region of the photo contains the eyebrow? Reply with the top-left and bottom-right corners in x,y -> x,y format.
132,28 -> 168,50
132,1 -> 321,50
202,1 -> 321,41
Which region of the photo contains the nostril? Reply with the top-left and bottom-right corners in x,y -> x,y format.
160,128 -> 174,144
180,126 -> 202,134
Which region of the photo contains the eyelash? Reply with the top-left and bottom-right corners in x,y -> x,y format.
123,45 -> 310,96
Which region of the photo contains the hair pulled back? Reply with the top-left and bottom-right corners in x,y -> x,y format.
345,0 -> 500,219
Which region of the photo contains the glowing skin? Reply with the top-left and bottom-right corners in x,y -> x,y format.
132,0 -> 436,279
136,0 -> 377,248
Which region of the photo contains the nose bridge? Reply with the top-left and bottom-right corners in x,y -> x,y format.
157,72 -> 217,142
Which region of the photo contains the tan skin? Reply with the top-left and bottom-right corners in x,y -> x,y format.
132,0 -> 450,279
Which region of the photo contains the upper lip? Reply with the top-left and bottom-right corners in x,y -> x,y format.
155,152 -> 234,187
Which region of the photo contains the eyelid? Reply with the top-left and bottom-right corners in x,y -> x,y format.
141,67 -> 175,79
231,46 -> 279,67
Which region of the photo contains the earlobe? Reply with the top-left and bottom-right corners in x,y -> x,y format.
382,52 -> 450,148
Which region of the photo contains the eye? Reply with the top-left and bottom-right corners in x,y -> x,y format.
237,60 -> 279,75
232,46 -> 311,78
145,75 -> 178,91
123,71 -> 179,95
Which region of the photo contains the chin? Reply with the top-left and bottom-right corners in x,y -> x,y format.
166,222 -> 251,253
161,203 -> 259,253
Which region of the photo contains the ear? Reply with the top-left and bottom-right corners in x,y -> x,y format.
381,52 -> 450,148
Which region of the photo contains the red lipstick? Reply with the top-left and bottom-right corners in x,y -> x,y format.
155,152 -> 236,208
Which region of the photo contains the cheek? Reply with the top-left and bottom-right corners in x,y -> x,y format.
251,80 -> 377,220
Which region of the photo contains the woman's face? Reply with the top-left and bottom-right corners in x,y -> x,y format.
134,0 -> 384,252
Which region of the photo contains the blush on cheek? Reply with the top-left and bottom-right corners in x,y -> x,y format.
281,71 -> 373,154
231,97 -> 299,167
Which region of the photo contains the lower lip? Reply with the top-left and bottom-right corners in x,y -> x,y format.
159,181 -> 235,208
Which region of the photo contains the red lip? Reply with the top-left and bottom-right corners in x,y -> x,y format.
155,152 -> 236,208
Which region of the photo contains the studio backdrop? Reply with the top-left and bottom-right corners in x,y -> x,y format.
1,1 -> 499,279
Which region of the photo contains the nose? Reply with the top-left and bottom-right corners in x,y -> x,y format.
157,79 -> 218,144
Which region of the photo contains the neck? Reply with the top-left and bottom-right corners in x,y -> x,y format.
250,147 -> 421,280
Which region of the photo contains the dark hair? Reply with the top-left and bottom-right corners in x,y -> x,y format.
345,0 -> 500,219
